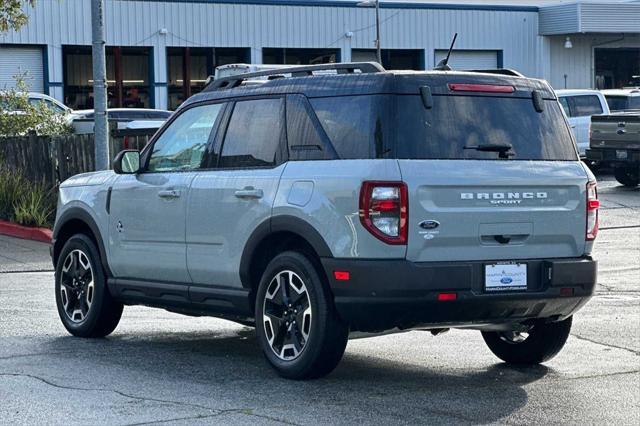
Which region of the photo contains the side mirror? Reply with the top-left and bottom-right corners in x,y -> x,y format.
113,150 -> 140,174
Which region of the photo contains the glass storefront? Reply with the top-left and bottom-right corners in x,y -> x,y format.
167,47 -> 249,110
63,46 -> 151,110
262,48 -> 339,65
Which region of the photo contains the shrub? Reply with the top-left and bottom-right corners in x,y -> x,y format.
0,163 -> 56,228
0,164 -> 27,220
0,72 -> 72,137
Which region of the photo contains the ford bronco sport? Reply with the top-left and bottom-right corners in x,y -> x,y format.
52,63 -> 598,379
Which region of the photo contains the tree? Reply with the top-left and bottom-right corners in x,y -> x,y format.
0,0 -> 36,33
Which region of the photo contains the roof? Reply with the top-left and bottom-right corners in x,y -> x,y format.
601,89 -> 640,96
183,69 -> 555,108
555,89 -> 604,96
539,1 -> 640,34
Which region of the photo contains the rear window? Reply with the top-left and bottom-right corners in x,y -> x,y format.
606,95 -> 640,111
568,95 -> 603,117
395,95 -> 577,161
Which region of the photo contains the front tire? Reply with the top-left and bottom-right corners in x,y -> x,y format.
255,251 -> 349,380
482,316 -> 572,364
614,167 -> 639,187
55,234 -> 123,337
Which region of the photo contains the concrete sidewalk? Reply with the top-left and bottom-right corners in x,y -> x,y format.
0,235 -> 52,273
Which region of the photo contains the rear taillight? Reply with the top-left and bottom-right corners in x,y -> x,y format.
586,181 -> 599,241
359,182 -> 408,245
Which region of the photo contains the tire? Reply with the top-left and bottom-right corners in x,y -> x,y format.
481,316 -> 573,365
255,251 -> 349,380
614,167 -> 639,187
55,234 -> 123,337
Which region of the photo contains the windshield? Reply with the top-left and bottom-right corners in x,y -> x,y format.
394,95 -> 577,161
605,96 -> 640,111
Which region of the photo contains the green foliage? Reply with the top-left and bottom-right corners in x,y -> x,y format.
0,0 -> 36,33
0,163 -> 26,219
0,72 -> 73,136
0,163 -> 56,228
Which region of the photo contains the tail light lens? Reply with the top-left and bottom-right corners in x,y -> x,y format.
586,181 -> 599,241
359,182 -> 408,245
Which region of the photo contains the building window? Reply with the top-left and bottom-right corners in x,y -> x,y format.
351,49 -> 424,70
167,47 -> 249,110
262,48 -> 339,65
63,46 -> 151,109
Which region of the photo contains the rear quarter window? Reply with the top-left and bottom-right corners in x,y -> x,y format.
310,95 -> 391,159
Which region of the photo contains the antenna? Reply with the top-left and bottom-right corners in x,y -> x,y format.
435,33 -> 458,71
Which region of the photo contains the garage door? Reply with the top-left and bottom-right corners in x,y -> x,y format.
0,46 -> 44,92
434,50 -> 498,70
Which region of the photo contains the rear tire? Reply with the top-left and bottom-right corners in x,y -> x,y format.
614,167 -> 639,187
482,316 -> 572,364
255,251 -> 349,380
55,234 -> 123,337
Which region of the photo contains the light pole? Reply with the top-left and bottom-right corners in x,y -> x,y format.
357,0 -> 382,65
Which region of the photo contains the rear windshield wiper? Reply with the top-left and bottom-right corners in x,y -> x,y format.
464,143 -> 514,159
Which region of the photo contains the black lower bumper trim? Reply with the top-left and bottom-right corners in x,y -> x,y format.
321,257 -> 596,332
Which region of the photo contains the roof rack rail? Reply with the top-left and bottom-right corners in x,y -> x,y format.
465,69 -> 525,77
204,62 -> 385,91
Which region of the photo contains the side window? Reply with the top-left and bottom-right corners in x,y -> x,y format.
572,95 -> 603,117
219,98 -> 284,168
286,95 -> 336,161
310,95 -> 389,159
147,103 -> 223,172
558,97 -> 572,117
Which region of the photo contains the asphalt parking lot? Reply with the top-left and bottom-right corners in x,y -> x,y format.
0,173 -> 638,425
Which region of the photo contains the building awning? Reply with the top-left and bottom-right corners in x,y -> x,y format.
539,1 -> 640,35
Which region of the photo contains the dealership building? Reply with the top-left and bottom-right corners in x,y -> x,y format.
0,0 -> 638,110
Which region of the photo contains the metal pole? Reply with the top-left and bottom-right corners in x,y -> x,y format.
375,0 -> 382,65
91,0 -> 109,170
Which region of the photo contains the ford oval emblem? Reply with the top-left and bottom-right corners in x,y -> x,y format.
501,277 -> 513,284
419,220 -> 440,230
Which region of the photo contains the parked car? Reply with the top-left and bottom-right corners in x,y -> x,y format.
51,62 -> 598,380
1,91 -> 71,114
556,89 -> 610,158
587,111 -> 640,186
70,108 -> 172,134
602,89 -> 640,112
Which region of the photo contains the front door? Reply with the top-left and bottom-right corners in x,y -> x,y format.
108,102 -> 225,283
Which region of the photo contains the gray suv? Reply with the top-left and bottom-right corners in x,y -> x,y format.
52,63 -> 598,379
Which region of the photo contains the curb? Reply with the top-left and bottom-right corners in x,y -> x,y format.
0,220 -> 52,244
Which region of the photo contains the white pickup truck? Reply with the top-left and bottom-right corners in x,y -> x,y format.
556,89 -> 610,158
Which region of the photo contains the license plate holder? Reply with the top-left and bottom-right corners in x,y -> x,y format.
616,150 -> 628,160
485,262 -> 527,292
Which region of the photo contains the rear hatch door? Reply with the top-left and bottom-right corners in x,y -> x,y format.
392,82 -> 588,262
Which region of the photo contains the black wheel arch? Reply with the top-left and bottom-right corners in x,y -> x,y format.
240,216 -> 333,294
52,208 -> 112,277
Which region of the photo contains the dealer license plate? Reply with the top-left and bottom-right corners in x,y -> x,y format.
616,150 -> 628,160
485,263 -> 527,292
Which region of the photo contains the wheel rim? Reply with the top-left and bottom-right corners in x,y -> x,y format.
59,249 -> 95,323
499,331 -> 529,344
262,270 -> 312,361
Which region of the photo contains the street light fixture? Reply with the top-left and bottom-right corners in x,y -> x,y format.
356,0 -> 382,65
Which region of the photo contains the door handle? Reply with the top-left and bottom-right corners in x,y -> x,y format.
158,189 -> 181,199
570,125 -> 576,129
234,188 -> 263,199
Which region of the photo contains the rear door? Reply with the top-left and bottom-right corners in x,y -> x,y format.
186,97 -> 287,292
394,93 -> 588,263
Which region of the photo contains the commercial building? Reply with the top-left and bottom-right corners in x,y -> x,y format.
0,0 -> 638,110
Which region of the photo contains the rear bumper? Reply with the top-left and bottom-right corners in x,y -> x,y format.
321,257 -> 597,332
586,148 -> 640,166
